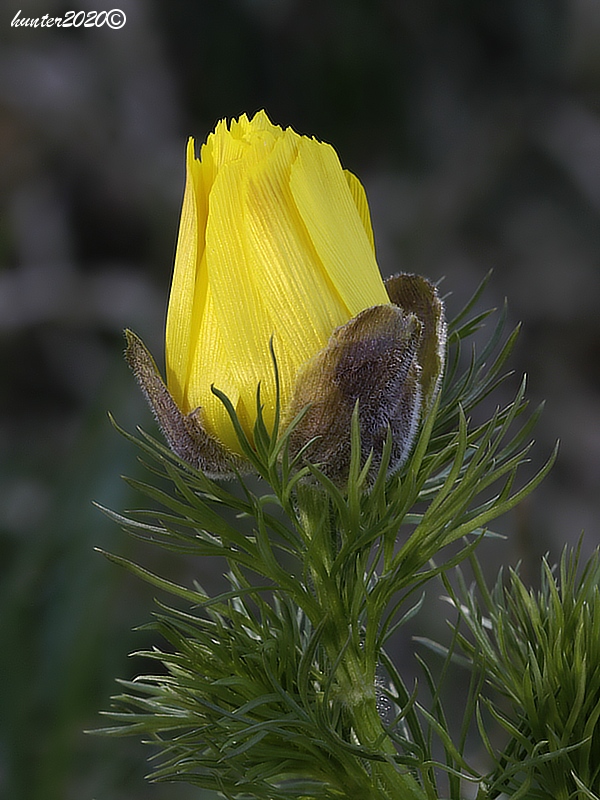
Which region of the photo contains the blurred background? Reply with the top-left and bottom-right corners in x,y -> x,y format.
1,0 -> 600,797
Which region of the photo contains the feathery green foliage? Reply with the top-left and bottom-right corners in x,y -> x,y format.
444,543 -> 600,799
95,278 -> 555,799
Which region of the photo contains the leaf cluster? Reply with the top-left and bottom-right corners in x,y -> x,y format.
443,543 -> 600,799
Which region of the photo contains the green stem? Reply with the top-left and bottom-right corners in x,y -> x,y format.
342,654 -> 425,799
296,484 -> 427,800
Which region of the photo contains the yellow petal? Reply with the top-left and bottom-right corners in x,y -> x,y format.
290,139 -> 389,316
344,169 -> 375,252
239,132 -> 352,407
165,138 -> 204,407
185,269 -> 242,452
204,161 -> 273,394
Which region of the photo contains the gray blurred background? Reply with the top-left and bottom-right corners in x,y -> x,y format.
1,0 -> 600,797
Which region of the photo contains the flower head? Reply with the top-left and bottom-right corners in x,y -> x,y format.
126,112 -> 446,483
165,110 -> 390,453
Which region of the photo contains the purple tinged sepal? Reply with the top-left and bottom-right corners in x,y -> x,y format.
124,330 -> 246,478
286,274 -> 446,487
385,273 -> 447,415
287,305 -> 423,486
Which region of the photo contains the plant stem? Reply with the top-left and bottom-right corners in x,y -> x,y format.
296,484 -> 427,800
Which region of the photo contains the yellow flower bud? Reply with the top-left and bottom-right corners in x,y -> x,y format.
165,110 -> 390,455
125,111 -> 446,483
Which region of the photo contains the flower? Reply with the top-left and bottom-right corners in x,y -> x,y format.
165,110 -> 391,453
126,111 -> 446,483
